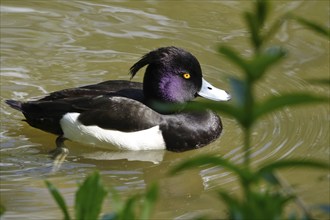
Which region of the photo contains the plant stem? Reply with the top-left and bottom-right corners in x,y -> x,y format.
242,77 -> 254,170
243,127 -> 251,170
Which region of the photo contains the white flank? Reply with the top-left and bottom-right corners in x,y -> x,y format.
60,113 -> 166,151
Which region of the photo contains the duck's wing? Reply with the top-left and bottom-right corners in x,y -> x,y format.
76,96 -> 162,132
7,95 -> 161,135
81,80 -> 142,91
39,80 -> 143,101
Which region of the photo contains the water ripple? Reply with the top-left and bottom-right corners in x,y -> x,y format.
0,1 -> 328,218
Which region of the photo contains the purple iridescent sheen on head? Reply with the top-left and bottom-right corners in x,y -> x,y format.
158,72 -> 188,102
131,47 -> 202,104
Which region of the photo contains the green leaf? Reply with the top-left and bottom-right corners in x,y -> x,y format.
186,101 -> 244,124
229,77 -> 248,107
256,159 -> 329,181
245,11 -> 262,50
307,78 -> 330,86
45,180 -> 71,220
107,184 -> 158,220
264,14 -> 288,44
219,46 -> 251,77
253,93 -> 328,121
294,17 -> 330,39
260,172 -> 281,185
140,183 -> 158,220
249,46 -> 286,80
170,155 -> 251,182
75,171 -> 108,220
256,0 -> 269,28
108,187 -> 123,214
218,190 -> 243,219
119,195 -> 140,220
219,46 -> 286,82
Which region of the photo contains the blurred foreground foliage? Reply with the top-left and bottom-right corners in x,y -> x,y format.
24,0 -> 330,220
171,0 -> 329,219
45,172 -> 158,220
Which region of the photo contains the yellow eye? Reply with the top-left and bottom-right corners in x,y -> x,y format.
183,73 -> 191,79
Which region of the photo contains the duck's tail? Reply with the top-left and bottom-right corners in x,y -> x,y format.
5,100 -> 23,112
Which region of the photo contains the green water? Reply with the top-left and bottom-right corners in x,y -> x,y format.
1,1 -> 329,219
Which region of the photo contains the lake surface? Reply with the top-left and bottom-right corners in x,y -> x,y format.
0,1 -> 329,219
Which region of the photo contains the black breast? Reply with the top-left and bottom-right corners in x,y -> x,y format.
160,110 -> 222,152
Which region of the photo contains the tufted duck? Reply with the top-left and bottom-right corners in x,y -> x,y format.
6,46 -> 230,154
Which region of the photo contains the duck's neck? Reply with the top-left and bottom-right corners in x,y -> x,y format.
145,99 -> 186,114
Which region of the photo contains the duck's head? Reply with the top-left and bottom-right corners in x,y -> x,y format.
130,47 -> 230,109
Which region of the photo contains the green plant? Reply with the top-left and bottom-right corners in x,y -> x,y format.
46,171 -> 107,220
45,1 -> 329,219
171,0 -> 329,219
102,183 -> 158,220
46,171 -> 158,220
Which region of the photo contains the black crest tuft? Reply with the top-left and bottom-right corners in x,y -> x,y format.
129,46 -> 188,79
129,52 -> 154,79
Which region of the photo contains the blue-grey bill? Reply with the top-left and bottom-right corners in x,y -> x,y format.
197,78 -> 231,101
